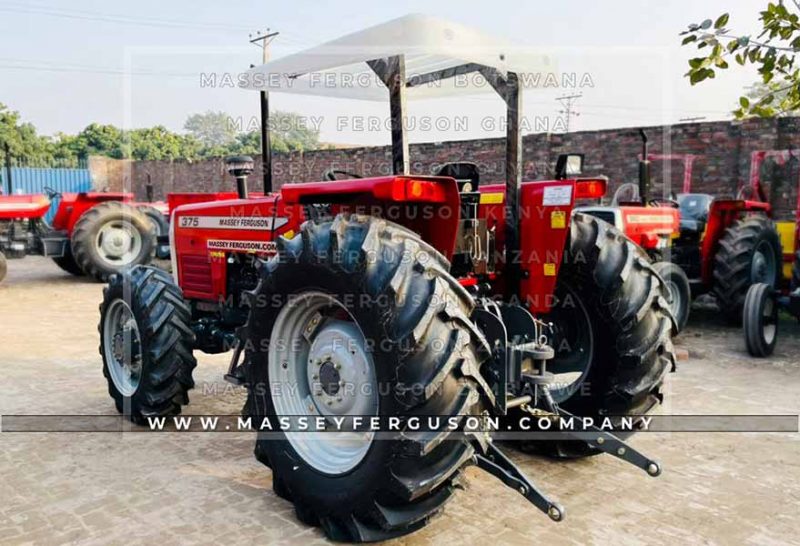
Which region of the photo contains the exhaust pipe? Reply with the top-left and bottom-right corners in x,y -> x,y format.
225,156 -> 255,199
638,129 -> 650,205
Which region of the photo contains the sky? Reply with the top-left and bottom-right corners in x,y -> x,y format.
0,0 -> 766,146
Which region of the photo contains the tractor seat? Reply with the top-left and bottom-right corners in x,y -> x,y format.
677,193 -> 713,234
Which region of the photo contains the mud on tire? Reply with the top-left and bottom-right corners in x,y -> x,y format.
242,214 -> 493,542
72,201 -> 155,282
99,266 -> 196,424
712,214 -> 782,317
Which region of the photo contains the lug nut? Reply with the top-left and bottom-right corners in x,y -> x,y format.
596,437 -> 605,445
617,447 -> 626,456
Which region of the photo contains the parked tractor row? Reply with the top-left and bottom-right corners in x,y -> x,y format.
580,130 -> 791,334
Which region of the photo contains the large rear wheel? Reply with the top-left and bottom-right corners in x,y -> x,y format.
242,214 -> 491,542
72,201 -> 155,282
537,213 -> 676,457
713,214 -> 782,317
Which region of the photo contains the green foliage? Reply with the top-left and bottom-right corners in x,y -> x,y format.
184,110 -> 237,148
680,3 -> 800,118
0,102 -> 321,165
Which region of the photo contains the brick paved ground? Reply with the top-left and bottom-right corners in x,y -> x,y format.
1,258 -> 798,545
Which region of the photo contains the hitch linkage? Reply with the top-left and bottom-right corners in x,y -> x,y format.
472,333 -> 661,522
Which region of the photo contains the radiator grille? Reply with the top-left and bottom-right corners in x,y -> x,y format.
180,254 -> 213,294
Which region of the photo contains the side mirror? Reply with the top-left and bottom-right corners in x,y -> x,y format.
555,153 -> 584,180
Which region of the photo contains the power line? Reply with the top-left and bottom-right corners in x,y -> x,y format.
0,1 -> 253,32
556,93 -> 582,132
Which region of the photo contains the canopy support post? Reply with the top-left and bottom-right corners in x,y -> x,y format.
368,55 -> 409,175
480,68 -> 523,298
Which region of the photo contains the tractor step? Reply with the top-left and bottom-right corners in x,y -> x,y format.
473,440 -> 565,522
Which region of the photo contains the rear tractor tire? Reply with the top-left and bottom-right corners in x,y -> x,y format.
535,212 -> 676,457
652,261 -> 691,334
743,283 -> 779,357
99,266 -> 196,424
242,214 -> 492,542
138,205 -> 171,259
712,214 -> 782,318
72,201 -> 155,282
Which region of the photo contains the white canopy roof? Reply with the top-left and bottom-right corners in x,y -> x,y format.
239,14 -> 554,101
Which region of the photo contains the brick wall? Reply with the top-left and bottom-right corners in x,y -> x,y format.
101,117 -> 800,220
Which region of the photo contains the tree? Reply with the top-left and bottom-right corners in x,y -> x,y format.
184,111 -> 237,148
0,103 -> 54,165
680,3 -> 800,118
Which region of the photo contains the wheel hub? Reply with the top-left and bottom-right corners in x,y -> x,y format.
751,241 -> 776,285
96,221 -> 143,265
318,360 -> 342,396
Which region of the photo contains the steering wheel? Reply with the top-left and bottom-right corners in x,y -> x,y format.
737,185 -> 757,201
323,169 -> 362,181
611,183 -> 640,206
648,198 -> 680,209
42,186 -> 62,200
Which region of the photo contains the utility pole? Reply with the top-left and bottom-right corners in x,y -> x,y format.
3,142 -> 12,195
556,93 -> 582,133
250,29 -> 279,193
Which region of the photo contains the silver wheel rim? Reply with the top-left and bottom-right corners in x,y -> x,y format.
269,291 -> 378,475
103,299 -> 143,397
666,279 -> 682,319
95,220 -> 143,266
751,241 -> 776,285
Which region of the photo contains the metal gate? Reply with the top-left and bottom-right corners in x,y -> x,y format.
0,161 -> 93,223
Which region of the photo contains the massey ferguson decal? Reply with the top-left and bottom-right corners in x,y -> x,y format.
179,216 -> 289,231
207,239 -> 277,254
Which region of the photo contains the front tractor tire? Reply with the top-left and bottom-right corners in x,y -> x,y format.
712,214 -> 782,317
99,266 -> 196,424
652,261 -> 691,334
72,201 -> 155,282
743,283 -> 779,357
540,213 -> 676,456
53,245 -> 85,277
242,214 -> 491,542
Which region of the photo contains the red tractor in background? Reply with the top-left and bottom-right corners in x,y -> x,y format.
97,16 -> 676,542
580,129 -> 783,330
0,187 -> 162,283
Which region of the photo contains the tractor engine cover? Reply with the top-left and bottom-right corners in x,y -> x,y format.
170,196 -> 304,302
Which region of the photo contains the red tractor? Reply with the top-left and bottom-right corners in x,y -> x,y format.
580,129 -> 783,330
0,187 -> 161,283
97,16 -> 675,541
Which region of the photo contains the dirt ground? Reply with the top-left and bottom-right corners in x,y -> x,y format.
1,257 -> 799,545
